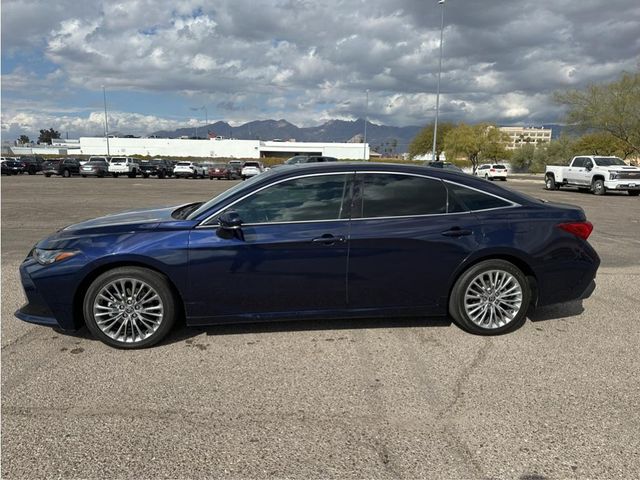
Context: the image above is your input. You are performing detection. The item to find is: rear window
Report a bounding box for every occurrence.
[176,162,191,166]
[244,162,260,167]
[493,165,506,169]
[446,182,512,212]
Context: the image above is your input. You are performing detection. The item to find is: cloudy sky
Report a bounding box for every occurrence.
[2,0,638,140]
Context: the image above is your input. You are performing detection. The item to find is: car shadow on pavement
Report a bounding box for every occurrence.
[163,316,454,345]
[527,299,584,323]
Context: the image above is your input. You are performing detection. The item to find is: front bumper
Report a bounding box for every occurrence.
[604,180,640,190]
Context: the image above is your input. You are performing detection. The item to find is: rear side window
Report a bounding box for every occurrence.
[355,173,447,218]
[445,182,512,212]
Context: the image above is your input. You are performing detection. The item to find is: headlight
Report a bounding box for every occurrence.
[609,172,618,180]
[32,248,79,265]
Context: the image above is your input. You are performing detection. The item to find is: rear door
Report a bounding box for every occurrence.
[346,172,481,314]
[187,172,354,321]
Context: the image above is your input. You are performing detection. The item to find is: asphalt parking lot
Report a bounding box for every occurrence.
[2,174,639,479]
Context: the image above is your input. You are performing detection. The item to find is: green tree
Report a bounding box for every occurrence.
[571,132,633,158]
[38,128,61,145]
[510,144,536,172]
[443,123,510,172]
[554,71,640,156]
[408,122,455,160]
[17,135,30,144]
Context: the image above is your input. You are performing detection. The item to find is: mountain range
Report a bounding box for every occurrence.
[152,119,565,153]
[152,119,423,153]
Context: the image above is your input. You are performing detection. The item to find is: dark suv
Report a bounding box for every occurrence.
[139,159,174,178]
[43,158,81,177]
[20,156,45,175]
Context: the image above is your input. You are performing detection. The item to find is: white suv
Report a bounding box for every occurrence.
[241,161,264,180]
[173,162,205,179]
[108,157,139,178]
[476,164,508,181]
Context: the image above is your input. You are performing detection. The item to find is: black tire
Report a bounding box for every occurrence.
[98,172,105,178]
[142,173,150,179]
[501,178,507,181]
[83,267,177,349]
[449,259,531,335]
[545,174,556,190]
[44,173,52,178]
[484,173,489,180]
[159,171,165,179]
[209,176,213,180]
[592,178,606,195]
[128,170,137,178]
[113,173,119,178]
[82,175,87,178]
[28,166,36,175]
[629,190,640,196]
[62,169,70,178]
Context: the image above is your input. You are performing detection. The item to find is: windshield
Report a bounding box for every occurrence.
[187,173,268,220]
[87,161,107,166]
[285,156,307,164]
[594,157,625,166]
[111,158,125,163]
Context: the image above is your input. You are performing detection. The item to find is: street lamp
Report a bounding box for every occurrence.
[432,0,446,162]
[102,85,110,156]
[363,89,369,161]
[190,105,208,139]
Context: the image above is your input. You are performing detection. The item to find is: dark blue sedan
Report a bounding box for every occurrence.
[16,163,599,348]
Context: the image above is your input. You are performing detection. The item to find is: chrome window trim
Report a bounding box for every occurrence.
[196,170,520,228]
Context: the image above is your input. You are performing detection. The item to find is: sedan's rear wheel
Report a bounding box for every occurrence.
[449,259,530,335]
[83,267,176,348]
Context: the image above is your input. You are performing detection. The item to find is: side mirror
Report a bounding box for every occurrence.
[218,211,242,230]
[217,211,243,240]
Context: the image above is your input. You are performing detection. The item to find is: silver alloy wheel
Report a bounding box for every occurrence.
[463,269,523,329]
[546,177,552,189]
[93,277,164,343]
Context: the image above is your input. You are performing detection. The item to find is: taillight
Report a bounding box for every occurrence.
[557,221,593,240]
[490,168,495,172]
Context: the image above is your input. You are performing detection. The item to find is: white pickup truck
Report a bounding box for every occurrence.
[108,157,140,178]
[545,156,640,196]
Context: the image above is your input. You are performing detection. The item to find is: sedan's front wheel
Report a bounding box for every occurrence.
[449,259,530,335]
[83,267,177,348]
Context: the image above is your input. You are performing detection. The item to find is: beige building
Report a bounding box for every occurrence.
[499,126,552,150]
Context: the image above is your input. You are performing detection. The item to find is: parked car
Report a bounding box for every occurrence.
[80,159,110,178]
[241,161,265,179]
[16,163,600,348]
[545,156,640,196]
[20,156,45,175]
[139,159,174,178]
[208,163,234,180]
[475,164,508,181]
[108,157,140,178]
[284,155,338,165]
[86,156,110,166]
[42,158,81,178]
[426,161,464,173]
[1,159,25,175]
[173,161,206,178]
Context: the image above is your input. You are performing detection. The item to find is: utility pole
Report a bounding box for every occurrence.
[102,85,110,156]
[363,89,369,160]
[432,0,446,162]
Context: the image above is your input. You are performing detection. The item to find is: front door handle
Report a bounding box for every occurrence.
[441,227,472,237]
[312,234,346,245]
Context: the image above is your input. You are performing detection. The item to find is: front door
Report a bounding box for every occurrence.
[187,173,353,322]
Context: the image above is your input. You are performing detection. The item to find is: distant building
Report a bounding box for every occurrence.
[499,126,552,150]
[77,137,369,160]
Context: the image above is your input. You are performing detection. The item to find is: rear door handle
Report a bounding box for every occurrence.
[312,234,346,245]
[441,227,473,237]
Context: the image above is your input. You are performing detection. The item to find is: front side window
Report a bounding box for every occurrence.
[354,173,447,218]
[572,158,586,168]
[219,174,350,224]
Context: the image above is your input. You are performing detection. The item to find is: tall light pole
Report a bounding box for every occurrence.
[432,0,446,162]
[102,85,110,156]
[363,89,369,160]
[191,105,208,138]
